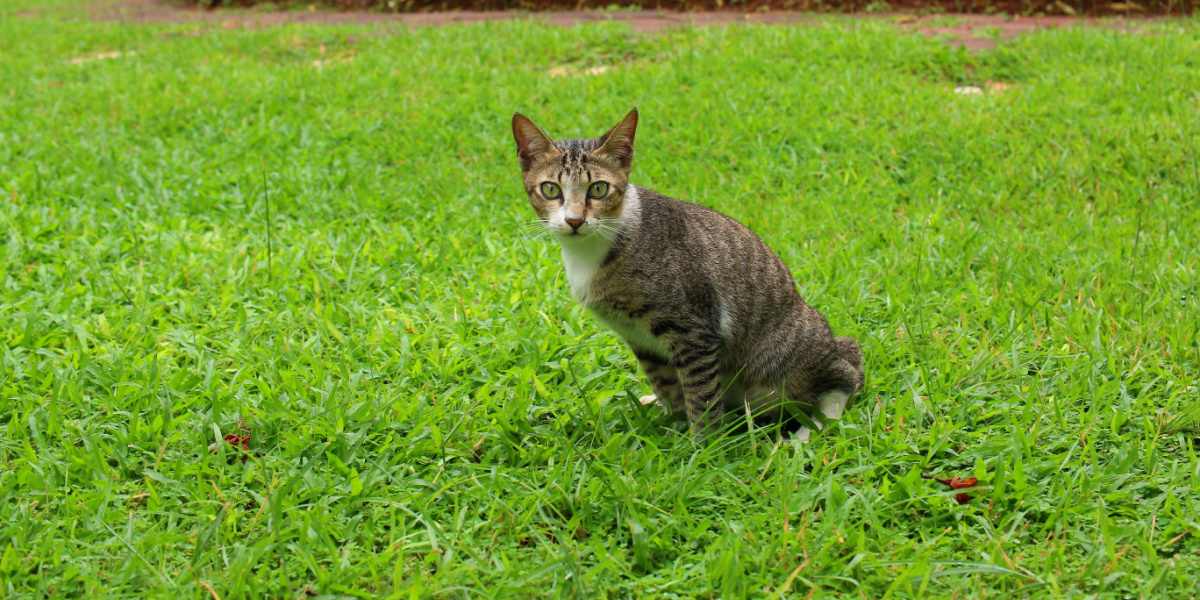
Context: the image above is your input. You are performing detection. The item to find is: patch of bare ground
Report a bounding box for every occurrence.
[81,0,1170,49]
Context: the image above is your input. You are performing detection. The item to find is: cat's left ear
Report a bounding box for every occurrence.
[595,108,638,170]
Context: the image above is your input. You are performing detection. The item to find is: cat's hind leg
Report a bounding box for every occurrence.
[778,337,863,440]
[814,337,865,421]
[831,337,864,390]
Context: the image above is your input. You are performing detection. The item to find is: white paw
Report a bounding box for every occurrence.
[791,427,812,443]
[817,390,849,420]
[638,394,658,406]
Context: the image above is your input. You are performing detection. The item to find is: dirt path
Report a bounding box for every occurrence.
[85,0,1163,50]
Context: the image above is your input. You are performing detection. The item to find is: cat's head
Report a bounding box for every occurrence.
[511,109,638,239]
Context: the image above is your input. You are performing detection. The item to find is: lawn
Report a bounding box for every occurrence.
[2,2,1199,597]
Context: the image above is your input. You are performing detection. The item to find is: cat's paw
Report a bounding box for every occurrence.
[789,416,826,445]
[817,390,850,420]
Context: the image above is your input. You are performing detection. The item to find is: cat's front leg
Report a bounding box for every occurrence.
[633,349,685,415]
[661,329,724,432]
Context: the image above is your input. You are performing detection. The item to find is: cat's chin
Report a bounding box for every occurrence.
[556,229,597,242]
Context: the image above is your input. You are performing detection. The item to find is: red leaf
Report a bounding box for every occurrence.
[933,476,978,504]
[935,477,977,489]
[223,433,251,451]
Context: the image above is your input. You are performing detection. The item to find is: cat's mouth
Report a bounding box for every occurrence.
[557,225,589,238]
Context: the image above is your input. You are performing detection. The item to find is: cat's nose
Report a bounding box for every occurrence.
[565,217,585,231]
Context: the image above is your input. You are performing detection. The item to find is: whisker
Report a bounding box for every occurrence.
[516,219,553,240]
[589,220,622,240]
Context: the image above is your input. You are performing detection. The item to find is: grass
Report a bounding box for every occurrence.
[2,2,1199,597]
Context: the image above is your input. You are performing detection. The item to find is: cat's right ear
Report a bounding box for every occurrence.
[512,113,555,171]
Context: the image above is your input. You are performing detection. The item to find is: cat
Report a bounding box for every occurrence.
[511,108,864,437]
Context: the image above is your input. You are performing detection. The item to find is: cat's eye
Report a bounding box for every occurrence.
[540,182,561,199]
[587,181,609,199]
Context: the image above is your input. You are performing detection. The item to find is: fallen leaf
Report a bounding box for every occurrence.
[68,51,129,65]
[213,426,253,463]
[224,433,251,451]
[937,476,978,489]
[934,476,978,504]
[1108,1,1145,11]
[547,65,612,78]
[199,580,220,600]
[311,56,354,69]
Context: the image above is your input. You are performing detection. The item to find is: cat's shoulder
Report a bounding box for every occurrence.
[634,186,746,230]
[631,186,713,217]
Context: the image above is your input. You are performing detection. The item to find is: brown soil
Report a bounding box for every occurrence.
[84,0,1166,49]
[158,0,1200,16]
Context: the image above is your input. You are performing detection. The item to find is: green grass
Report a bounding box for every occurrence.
[2,3,1200,597]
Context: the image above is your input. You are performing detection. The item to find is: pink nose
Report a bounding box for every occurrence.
[565,217,585,231]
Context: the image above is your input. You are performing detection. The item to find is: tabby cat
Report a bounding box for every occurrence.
[511,109,864,437]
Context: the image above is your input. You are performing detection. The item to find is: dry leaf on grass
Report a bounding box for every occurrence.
[1108,2,1146,11]
[935,476,979,504]
[68,51,130,65]
[547,65,611,78]
[954,81,1013,96]
[312,54,356,69]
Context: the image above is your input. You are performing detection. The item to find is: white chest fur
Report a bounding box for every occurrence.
[560,237,610,303]
[561,241,668,357]
[558,185,641,304]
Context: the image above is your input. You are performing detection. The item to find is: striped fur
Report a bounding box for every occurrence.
[512,109,864,434]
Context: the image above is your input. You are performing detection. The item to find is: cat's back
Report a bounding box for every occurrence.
[627,188,805,342]
[633,188,793,282]
[633,187,762,253]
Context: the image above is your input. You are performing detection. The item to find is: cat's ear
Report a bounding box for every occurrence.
[595,108,638,170]
[512,113,555,171]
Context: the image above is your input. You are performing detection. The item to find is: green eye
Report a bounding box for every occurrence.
[540,182,561,199]
[587,181,609,199]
